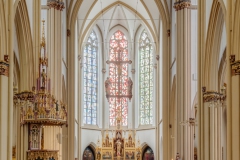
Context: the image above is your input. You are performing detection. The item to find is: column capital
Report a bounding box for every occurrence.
[0,60,9,77]
[173,0,191,11]
[203,90,226,103]
[47,0,65,11]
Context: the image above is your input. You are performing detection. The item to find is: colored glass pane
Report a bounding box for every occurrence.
[109,30,128,126]
[139,30,153,125]
[83,31,98,125]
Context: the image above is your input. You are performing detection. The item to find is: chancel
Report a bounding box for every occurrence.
[0,0,238,160]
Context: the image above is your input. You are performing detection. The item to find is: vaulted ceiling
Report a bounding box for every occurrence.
[70,0,171,44]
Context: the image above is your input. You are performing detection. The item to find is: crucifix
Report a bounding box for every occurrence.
[105,49,133,101]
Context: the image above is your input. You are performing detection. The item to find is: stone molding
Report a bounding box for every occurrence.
[173,0,191,11]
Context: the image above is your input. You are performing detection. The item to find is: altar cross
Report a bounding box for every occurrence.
[105,50,133,100]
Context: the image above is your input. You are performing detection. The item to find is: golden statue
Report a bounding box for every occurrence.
[41,68,47,87]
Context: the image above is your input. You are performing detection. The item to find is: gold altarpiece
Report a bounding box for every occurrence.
[95,116,141,160]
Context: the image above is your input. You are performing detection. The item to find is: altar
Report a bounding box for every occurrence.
[95,116,141,160]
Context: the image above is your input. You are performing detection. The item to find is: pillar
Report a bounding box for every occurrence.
[0,0,13,159]
[47,0,64,100]
[173,0,191,159]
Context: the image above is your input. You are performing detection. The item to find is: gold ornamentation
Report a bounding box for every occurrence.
[167,30,171,37]
[230,55,235,63]
[67,29,71,37]
[230,55,240,75]
[47,0,65,11]
[0,61,9,77]
[96,114,140,159]
[41,20,46,47]
[102,133,112,147]
[14,91,67,126]
[4,55,9,62]
[125,133,135,148]
[202,86,206,93]
[173,0,191,11]
[27,150,59,160]
[40,57,48,66]
[12,146,16,158]
[203,90,226,103]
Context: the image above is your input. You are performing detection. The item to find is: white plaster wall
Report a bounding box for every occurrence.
[136,129,156,155]
[159,123,163,160]
[75,122,78,158]
[191,9,198,108]
[81,129,102,155]
[14,25,20,65]
[223,0,227,8]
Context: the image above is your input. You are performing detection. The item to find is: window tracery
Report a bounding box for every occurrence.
[139,30,154,125]
[83,30,98,125]
[108,30,129,126]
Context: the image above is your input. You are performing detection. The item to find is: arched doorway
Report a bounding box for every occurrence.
[142,146,154,160]
[83,147,95,160]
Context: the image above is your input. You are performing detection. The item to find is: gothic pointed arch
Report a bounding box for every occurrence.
[108,30,130,126]
[83,30,98,125]
[142,145,154,160]
[138,29,154,125]
[82,146,95,160]
[14,0,34,91]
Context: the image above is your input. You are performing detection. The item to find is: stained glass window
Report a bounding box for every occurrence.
[109,30,128,126]
[142,147,154,160]
[83,31,98,125]
[83,147,95,160]
[139,30,153,125]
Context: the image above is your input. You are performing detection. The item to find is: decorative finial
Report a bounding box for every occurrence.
[41,20,46,48]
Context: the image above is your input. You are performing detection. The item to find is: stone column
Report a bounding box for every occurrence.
[47,1,65,160]
[0,58,10,160]
[47,1,64,100]
[202,89,226,160]
[0,0,13,159]
[173,0,191,159]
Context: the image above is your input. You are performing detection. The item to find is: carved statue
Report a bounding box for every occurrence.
[128,77,133,95]
[105,77,111,96]
[96,153,101,160]
[41,131,44,150]
[116,140,122,157]
[55,100,59,112]
[41,68,47,87]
